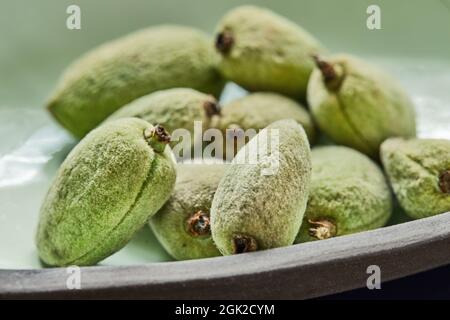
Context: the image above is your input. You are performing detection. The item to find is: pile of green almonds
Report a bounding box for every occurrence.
[36,5,450,266]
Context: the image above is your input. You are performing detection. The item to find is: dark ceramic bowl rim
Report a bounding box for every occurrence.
[1,211,449,299]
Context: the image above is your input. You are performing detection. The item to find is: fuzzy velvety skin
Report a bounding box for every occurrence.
[381,138,450,219]
[308,54,416,158]
[217,92,316,144]
[215,5,324,100]
[211,119,312,255]
[295,146,392,243]
[105,88,219,150]
[47,25,225,138]
[149,164,225,260]
[36,118,177,266]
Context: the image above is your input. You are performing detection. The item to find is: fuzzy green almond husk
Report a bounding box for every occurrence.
[381,138,450,219]
[211,119,312,255]
[215,5,325,100]
[308,54,416,158]
[36,118,176,266]
[295,146,392,243]
[216,92,316,147]
[105,88,220,150]
[150,164,225,260]
[47,25,225,138]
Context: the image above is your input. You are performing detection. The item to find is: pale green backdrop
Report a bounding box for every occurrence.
[1,0,450,108]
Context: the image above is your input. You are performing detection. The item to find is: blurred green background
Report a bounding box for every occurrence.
[1,0,450,110]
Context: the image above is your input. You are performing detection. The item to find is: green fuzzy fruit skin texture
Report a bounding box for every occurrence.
[149,164,225,260]
[105,88,218,147]
[215,5,325,100]
[308,54,416,158]
[381,138,450,219]
[47,25,225,139]
[296,146,392,243]
[217,92,316,144]
[36,118,176,266]
[211,119,312,255]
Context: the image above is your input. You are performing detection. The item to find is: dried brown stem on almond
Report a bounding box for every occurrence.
[203,99,221,117]
[311,55,344,91]
[308,218,337,240]
[233,235,258,254]
[439,170,450,194]
[144,124,171,153]
[215,31,234,54]
[187,211,211,237]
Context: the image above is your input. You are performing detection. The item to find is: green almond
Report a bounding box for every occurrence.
[211,119,312,255]
[381,138,450,219]
[47,25,225,138]
[150,163,225,260]
[36,118,176,266]
[296,146,392,243]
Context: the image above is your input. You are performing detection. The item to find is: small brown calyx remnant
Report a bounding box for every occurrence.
[233,235,258,254]
[215,31,234,54]
[203,98,221,118]
[187,211,211,237]
[439,170,450,194]
[311,54,344,91]
[308,219,337,240]
[144,124,171,153]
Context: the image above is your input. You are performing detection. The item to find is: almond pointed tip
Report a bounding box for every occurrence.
[203,99,221,117]
[439,170,450,194]
[308,219,337,240]
[187,211,211,237]
[312,55,343,91]
[215,31,234,54]
[232,235,258,254]
[144,124,171,153]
